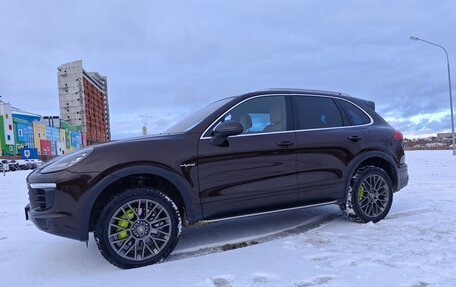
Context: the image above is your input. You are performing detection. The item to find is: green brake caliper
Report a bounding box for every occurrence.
[117,209,135,240]
[358,185,365,202]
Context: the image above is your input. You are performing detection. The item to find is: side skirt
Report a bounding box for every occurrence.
[197,200,338,224]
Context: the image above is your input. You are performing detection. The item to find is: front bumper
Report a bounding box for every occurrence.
[25,183,82,240]
[25,169,100,241]
[397,163,409,191]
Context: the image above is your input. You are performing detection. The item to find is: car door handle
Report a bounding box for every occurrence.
[347,135,362,142]
[276,140,294,147]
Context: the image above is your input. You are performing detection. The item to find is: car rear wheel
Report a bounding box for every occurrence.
[340,166,393,223]
[94,187,182,269]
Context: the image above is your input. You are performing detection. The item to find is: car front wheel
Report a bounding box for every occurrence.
[340,166,393,223]
[94,187,182,269]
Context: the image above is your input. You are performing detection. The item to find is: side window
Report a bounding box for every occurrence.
[293,96,343,129]
[336,100,371,125]
[206,96,288,136]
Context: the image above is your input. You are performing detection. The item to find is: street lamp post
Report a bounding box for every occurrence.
[410,36,456,156]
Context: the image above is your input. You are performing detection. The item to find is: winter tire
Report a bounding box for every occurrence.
[340,166,393,223]
[94,188,182,269]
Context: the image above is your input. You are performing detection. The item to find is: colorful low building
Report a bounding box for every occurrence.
[33,122,47,154]
[40,139,52,156]
[46,126,61,155]
[0,101,17,156]
[13,117,35,151]
[70,130,83,151]
[2,102,86,157]
[59,129,67,155]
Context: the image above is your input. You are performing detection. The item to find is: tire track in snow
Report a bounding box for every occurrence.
[386,208,437,220]
[166,212,340,262]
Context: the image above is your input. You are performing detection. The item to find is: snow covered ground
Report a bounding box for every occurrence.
[0,150,455,287]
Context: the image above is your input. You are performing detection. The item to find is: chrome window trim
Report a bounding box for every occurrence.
[200,94,289,139]
[200,93,374,140]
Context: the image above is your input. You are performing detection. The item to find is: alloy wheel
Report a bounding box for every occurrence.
[108,199,172,261]
[357,174,390,218]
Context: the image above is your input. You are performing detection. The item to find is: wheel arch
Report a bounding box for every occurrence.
[79,165,202,241]
[344,151,399,197]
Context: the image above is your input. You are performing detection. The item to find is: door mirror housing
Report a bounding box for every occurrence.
[210,120,244,146]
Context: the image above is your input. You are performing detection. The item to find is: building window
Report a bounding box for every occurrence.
[18,129,23,137]
[7,135,11,140]
[38,132,41,138]
[5,114,9,119]
[9,124,12,130]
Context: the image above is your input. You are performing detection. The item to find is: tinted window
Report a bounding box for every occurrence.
[294,96,343,129]
[337,100,371,125]
[206,96,288,136]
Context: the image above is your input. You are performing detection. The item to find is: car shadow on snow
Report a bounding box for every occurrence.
[26,205,340,272]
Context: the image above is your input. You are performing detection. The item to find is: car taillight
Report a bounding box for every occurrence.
[393,131,403,141]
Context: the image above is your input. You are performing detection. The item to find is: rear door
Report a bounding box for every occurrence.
[292,95,371,204]
[197,95,298,219]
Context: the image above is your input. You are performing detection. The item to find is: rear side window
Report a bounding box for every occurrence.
[336,99,371,125]
[293,96,343,129]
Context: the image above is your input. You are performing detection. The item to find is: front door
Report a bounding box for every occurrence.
[197,95,298,219]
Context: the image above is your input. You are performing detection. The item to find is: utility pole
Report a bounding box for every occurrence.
[410,36,456,156]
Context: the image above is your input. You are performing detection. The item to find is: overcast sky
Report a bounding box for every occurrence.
[1,0,455,139]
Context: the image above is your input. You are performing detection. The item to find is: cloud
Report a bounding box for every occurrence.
[1,0,455,139]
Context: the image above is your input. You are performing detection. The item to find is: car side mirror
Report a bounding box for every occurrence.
[210,120,244,146]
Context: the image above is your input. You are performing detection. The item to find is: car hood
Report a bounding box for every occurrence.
[67,132,199,173]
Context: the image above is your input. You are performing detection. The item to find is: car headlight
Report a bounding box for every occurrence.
[41,148,93,174]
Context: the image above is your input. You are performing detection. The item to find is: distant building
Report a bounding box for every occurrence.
[1,99,85,157]
[11,107,41,123]
[12,107,41,155]
[42,116,61,128]
[32,122,46,154]
[57,60,111,146]
[437,132,453,139]
[0,100,16,155]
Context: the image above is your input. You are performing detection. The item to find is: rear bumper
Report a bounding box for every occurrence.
[396,163,409,191]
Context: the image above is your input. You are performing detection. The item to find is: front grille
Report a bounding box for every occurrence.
[28,188,55,211]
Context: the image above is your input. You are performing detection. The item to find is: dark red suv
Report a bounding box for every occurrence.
[25,89,408,268]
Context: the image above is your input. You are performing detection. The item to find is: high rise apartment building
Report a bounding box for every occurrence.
[57,60,110,145]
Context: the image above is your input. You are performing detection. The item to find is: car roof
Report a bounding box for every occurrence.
[230,88,358,101]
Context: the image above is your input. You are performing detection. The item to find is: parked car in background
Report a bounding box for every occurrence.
[16,160,32,170]
[25,159,37,169]
[0,159,10,172]
[35,159,44,167]
[9,160,20,171]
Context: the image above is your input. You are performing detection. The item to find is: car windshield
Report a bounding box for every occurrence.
[164,97,234,134]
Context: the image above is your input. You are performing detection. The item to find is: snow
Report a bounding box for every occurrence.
[1,150,455,287]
